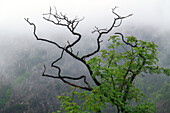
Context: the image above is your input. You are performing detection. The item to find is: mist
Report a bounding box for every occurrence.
[0,0,169,59]
[0,0,170,112]
[1,0,169,68]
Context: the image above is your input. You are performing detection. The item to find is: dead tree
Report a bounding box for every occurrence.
[25,7,132,91]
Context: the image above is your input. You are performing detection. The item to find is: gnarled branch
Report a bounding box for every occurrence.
[82,7,133,59]
[25,7,132,91]
[42,48,92,91]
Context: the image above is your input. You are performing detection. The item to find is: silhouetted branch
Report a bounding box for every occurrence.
[25,7,132,90]
[43,69,92,91]
[43,8,84,51]
[82,7,133,59]
[91,26,107,33]
[42,49,92,91]
[115,32,137,47]
[24,18,64,50]
[26,7,102,87]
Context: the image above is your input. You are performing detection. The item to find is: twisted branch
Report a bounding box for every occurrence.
[25,7,132,91]
[42,48,92,91]
[82,7,133,59]
[24,18,64,50]
[43,8,84,51]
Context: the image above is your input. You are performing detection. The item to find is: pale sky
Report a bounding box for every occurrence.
[0,0,170,39]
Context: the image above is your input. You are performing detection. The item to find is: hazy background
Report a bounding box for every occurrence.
[1,0,170,59]
[1,0,170,38]
[0,0,170,68]
[0,0,170,112]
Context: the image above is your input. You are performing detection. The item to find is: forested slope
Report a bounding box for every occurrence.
[0,30,169,113]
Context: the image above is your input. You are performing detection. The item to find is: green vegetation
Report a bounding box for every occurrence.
[15,72,30,86]
[0,35,169,113]
[136,75,170,113]
[2,104,28,113]
[0,84,12,109]
[57,35,170,113]
[0,72,30,112]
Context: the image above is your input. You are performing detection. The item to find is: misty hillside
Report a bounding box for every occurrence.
[1,0,170,112]
[0,28,169,113]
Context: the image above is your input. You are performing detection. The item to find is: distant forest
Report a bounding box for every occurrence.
[0,29,169,113]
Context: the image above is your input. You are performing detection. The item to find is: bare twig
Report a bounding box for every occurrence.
[25,7,132,91]
[82,7,132,59]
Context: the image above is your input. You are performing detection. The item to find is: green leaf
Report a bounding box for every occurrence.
[56,34,168,113]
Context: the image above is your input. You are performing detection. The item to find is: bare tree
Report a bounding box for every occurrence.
[25,7,132,92]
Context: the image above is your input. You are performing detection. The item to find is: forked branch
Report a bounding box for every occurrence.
[82,7,132,59]
[43,8,84,51]
[25,7,132,91]
[114,33,147,102]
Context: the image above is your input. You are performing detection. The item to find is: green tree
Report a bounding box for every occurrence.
[57,35,169,113]
[25,7,170,113]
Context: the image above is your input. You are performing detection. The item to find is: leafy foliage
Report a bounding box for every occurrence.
[57,35,170,113]
[0,84,12,109]
[15,72,30,86]
[135,74,170,113]
[2,104,28,113]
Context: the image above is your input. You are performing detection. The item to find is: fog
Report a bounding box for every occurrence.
[0,0,170,112]
[0,0,169,65]
[1,0,170,36]
[0,0,170,79]
[0,0,169,70]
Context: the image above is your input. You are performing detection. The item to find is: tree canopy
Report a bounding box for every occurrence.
[57,34,169,113]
